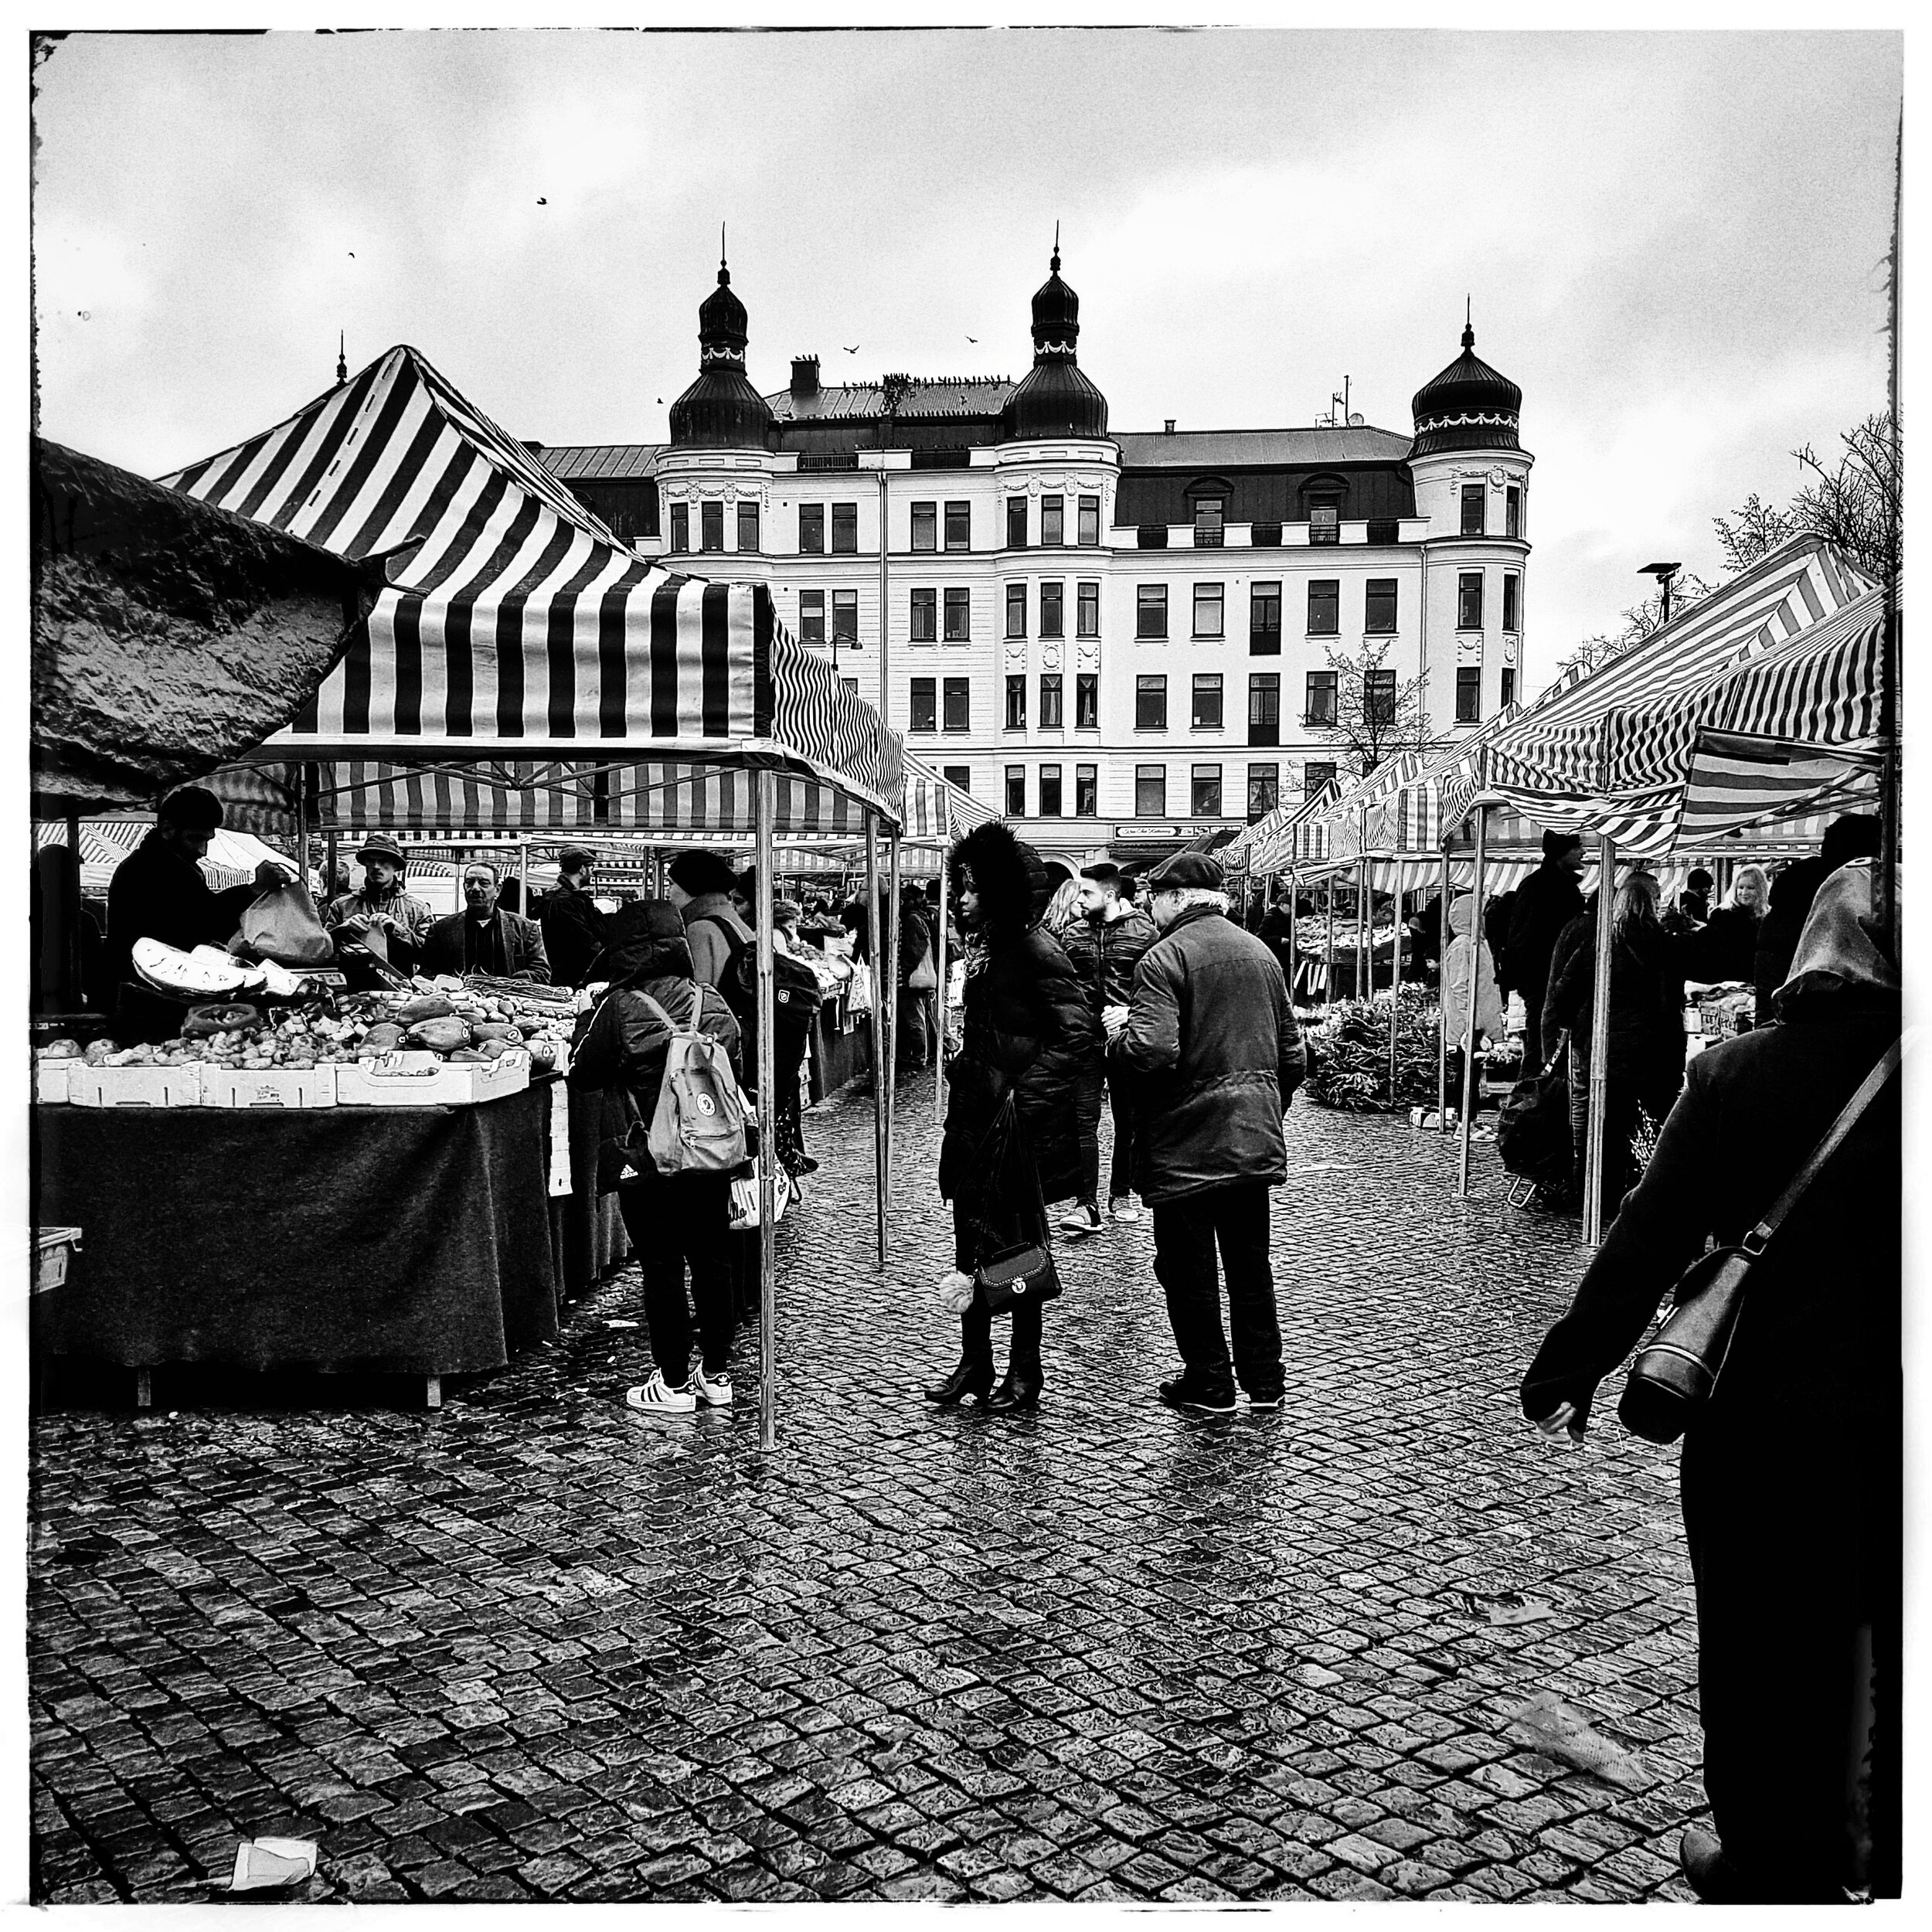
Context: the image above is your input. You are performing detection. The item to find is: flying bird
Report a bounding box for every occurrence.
[965,335,977,343]
[537,197,547,205]
[842,345,859,354]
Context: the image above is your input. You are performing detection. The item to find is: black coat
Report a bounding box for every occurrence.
[1060,903,1159,1015]
[1751,857,1830,1021]
[420,909,553,982]
[1545,911,1685,1090]
[540,885,609,989]
[1112,906,1304,1206]
[105,831,257,993]
[1682,902,1761,985]
[568,957,743,1116]
[1504,858,1584,1003]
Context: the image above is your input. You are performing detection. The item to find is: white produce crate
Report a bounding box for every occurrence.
[34,1060,73,1104]
[68,1064,205,1108]
[334,1048,531,1108]
[200,1065,340,1110]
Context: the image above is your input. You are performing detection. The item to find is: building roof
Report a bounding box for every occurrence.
[536,444,664,480]
[1113,426,1413,470]
[764,378,1016,423]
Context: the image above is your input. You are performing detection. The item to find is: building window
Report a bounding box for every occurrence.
[1366,578,1399,634]
[798,502,824,553]
[1005,496,1027,549]
[1458,570,1484,630]
[669,502,690,553]
[1039,581,1063,638]
[1505,485,1522,539]
[1366,668,1397,725]
[1304,759,1336,797]
[798,590,825,645]
[832,502,858,553]
[1137,585,1168,638]
[1041,495,1064,546]
[1076,763,1098,816]
[1040,673,1063,728]
[1077,495,1100,546]
[832,590,859,643]
[1304,669,1338,726]
[1250,581,1281,655]
[1192,672,1223,729]
[842,675,860,699]
[1503,572,1520,632]
[1192,495,1224,548]
[701,501,724,552]
[910,678,937,733]
[912,501,937,553]
[1075,672,1099,729]
[1135,674,1168,730]
[944,587,971,641]
[736,500,760,553]
[1502,667,1517,707]
[944,764,971,793]
[942,678,971,732]
[1247,763,1279,823]
[1005,583,1027,639]
[1308,498,1340,546]
[910,587,937,642]
[1005,765,1026,815]
[1366,518,1400,546]
[1077,580,1100,638]
[1250,520,1284,548]
[1192,764,1223,816]
[1308,579,1340,635]
[1249,672,1281,746]
[1456,666,1481,724]
[1134,764,1166,816]
[1137,524,1169,549]
[1460,484,1485,537]
[1039,764,1063,817]
[1192,581,1224,638]
[944,500,970,551]
[1005,675,1026,730]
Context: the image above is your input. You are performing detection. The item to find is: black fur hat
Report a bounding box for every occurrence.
[947,821,1050,938]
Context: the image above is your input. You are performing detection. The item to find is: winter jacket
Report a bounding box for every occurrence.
[1111,904,1304,1206]
[566,934,745,1119]
[1060,903,1159,1017]
[681,892,754,990]
[324,885,434,972]
[1440,894,1505,1047]
[1504,857,1585,1005]
[539,883,610,990]
[105,829,259,992]
[1750,857,1831,1022]
[1682,902,1761,985]
[1545,910,1685,1087]
[420,909,552,981]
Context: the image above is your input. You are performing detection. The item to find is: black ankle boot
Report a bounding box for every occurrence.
[924,1356,995,1406]
[984,1368,1042,1414]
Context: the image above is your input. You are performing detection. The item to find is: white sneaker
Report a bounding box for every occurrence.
[691,1363,733,1408]
[1059,1204,1104,1237]
[1108,1197,1145,1224]
[626,1371,696,1415]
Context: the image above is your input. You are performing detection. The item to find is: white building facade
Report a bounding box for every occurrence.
[538,259,1532,867]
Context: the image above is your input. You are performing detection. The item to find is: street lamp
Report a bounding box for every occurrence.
[1641,560,1682,627]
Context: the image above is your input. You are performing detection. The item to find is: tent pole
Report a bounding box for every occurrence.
[1388,863,1402,1103]
[1325,875,1335,1009]
[934,846,950,1127]
[295,764,312,889]
[866,814,887,1270]
[1437,842,1451,1132]
[519,835,529,917]
[754,770,778,1452]
[885,831,903,1235]
[1355,854,1367,1002]
[1583,835,1617,1246]
[1457,808,1487,1197]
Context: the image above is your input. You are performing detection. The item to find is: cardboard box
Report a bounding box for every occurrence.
[200,1065,339,1110]
[34,1060,73,1104]
[68,1063,204,1108]
[34,1226,82,1295]
[334,1048,531,1108]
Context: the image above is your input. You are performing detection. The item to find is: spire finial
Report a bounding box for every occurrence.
[1051,220,1060,274]
[1461,296,1474,352]
[336,331,347,385]
[719,223,729,284]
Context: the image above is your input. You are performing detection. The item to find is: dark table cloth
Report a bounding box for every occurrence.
[548,1080,632,1298]
[34,1085,559,1376]
[808,996,872,1103]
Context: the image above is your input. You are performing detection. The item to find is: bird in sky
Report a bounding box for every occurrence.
[843,345,859,354]
[965,335,977,343]
[537,197,547,206]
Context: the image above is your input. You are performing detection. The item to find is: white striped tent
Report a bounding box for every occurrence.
[35,819,304,896]
[160,345,901,821]
[1240,778,1342,874]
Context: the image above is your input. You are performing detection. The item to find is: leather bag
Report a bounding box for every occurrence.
[975,1238,1063,1314]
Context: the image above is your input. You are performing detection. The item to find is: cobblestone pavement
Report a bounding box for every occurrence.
[30,1079,1705,1903]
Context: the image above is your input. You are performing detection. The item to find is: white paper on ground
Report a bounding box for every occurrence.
[228,1837,318,1891]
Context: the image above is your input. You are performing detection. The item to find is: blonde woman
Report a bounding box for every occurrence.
[1690,864,1769,984]
[1041,875,1083,940]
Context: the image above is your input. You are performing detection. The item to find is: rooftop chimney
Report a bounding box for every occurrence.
[1163,418,1175,434]
[791,355,821,400]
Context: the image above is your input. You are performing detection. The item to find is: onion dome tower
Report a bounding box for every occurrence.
[1410,309,1522,456]
[668,253,776,451]
[997,243,1109,443]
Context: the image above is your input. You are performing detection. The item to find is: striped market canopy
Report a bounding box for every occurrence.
[159,345,901,818]
[1240,778,1342,874]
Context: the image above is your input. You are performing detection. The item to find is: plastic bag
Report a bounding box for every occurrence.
[728,1157,793,1229]
[240,881,335,967]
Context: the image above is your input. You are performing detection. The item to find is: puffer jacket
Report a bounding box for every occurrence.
[939,822,1097,1210]
[1112,903,1304,1206]
[1546,909,1686,1087]
[1060,903,1159,1015]
[567,934,744,1117]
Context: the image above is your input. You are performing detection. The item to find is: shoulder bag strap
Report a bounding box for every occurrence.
[628,985,697,1036]
[1740,1033,1904,1258]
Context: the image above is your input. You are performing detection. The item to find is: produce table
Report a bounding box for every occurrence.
[808,993,872,1102]
[34,1084,559,1400]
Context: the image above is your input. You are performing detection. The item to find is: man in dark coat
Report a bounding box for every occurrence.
[1058,862,1159,1234]
[1750,815,1880,1022]
[1107,853,1305,1416]
[420,862,552,981]
[539,846,609,989]
[1522,861,1900,1903]
[1505,829,1586,1070]
[105,784,293,1040]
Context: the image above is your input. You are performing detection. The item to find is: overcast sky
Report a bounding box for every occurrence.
[31,27,1900,696]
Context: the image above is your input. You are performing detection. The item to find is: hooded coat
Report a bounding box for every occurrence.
[938,821,1096,1215]
[1522,862,1900,1896]
[1440,893,1505,1047]
[1545,901,1685,1089]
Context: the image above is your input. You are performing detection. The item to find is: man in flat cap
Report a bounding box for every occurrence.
[325,834,433,974]
[540,845,610,989]
[1104,852,1305,1416]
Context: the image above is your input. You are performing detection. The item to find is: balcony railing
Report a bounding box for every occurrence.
[798,451,859,472]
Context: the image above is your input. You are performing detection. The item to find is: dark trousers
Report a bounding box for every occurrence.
[617,1173,734,1383]
[1519,978,1548,1076]
[1151,1182,1282,1401]
[953,1201,1043,1377]
[898,985,936,1070]
[1570,1052,1683,1218]
[1072,1058,1138,1206]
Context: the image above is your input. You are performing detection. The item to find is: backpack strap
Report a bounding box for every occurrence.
[629,982,701,1036]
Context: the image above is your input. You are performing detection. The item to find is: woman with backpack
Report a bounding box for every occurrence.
[926,821,1097,1416]
[570,900,746,1417]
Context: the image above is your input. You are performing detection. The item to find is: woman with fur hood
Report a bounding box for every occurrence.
[926,821,1098,1414]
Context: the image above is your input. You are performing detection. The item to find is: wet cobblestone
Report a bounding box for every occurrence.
[30,1079,1703,1900]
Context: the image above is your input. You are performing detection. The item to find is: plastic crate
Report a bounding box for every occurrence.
[34,1226,82,1296]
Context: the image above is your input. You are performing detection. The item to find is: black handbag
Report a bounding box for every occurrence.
[975,1239,1063,1314]
[968,1093,1064,1312]
[1498,1031,1574,1199]
[1618,1036,1902,1444]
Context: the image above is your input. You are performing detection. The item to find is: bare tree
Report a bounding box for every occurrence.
[1713,412,1900,585]
[1555,573,1717,684]
[1316,638,1437,780]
